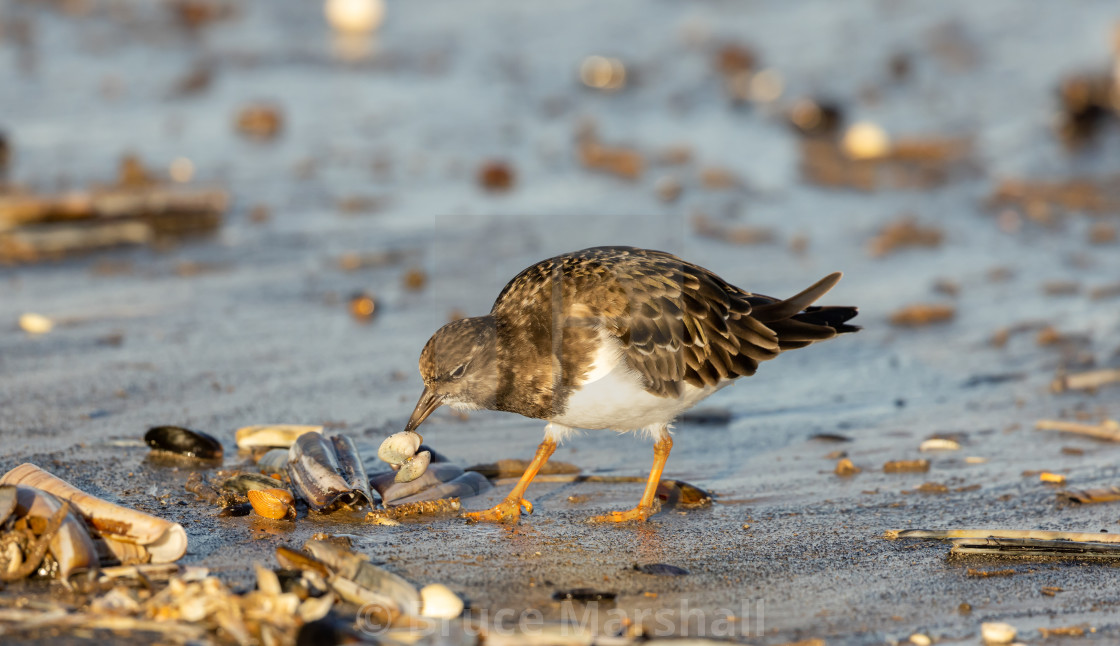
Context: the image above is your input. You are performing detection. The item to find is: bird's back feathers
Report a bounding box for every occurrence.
[489,247,859,414]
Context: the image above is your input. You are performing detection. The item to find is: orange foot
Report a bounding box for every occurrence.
[587,502,660,524]
[462,497,533,523]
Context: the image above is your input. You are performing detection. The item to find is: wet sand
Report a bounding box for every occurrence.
[3,0,1120,643]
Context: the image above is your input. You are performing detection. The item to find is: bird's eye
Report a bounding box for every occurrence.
[449,364,466,380]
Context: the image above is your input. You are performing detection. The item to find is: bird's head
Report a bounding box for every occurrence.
[403,316,498,433]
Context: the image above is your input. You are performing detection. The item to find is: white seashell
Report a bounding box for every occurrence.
[919,438,961,452]
[394,451,430,483]
[841,121,890,160]
[379,431,422,465]
[965,456,988,464]
[19,313,53,334]
[420,583,463,619]
[324,0,385,34]
[981,622,1017,644]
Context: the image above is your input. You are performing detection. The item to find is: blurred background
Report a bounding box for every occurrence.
[2,1,1120,637]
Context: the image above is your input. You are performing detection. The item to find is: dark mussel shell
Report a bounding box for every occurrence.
[655,479,712,509]
[144,426,223,460]
[219,472,286,495]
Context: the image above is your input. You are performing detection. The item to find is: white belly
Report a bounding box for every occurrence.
[550,337,725,432]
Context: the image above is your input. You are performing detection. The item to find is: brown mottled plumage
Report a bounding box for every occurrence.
[402,246,859,523]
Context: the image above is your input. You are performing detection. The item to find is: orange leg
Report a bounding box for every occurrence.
[589,436,673,523]
[463,438,557,523]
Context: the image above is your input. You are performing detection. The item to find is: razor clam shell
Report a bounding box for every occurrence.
[372,463,491,506]
[219,472,286,495]
[331,435,376,508]
[1,463,188,563]
[95,536,150,566]
[0,484,16,525]
[13,485,99,580]
[304,539,421,616]
[287,433,374,512]
[236,425,323,449]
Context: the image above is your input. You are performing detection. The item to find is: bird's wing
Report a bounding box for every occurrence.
[492,247,791,398]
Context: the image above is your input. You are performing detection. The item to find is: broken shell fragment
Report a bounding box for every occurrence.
[235,425,323,449]
[18,312,54,334]
[395,451,431,484]
[835,458,861,476]
[883,459,931,473]
[1040,472,1066,484]
[1,463,188,563]
[919,438,961,451]
[248,488,297,521]
[324,0,385,34]
[12,486,98,581]
[287,433,375,512]
[980,622,1017,644]
[378,431,422,465]
[145,426,223,460]
[419,583,464,619]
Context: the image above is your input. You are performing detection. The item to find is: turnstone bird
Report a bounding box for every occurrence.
[402,246,859,523]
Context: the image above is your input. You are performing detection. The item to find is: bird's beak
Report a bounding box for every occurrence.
[403,386,443,434]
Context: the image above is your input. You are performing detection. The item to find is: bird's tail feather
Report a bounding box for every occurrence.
[749,272,860,350]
